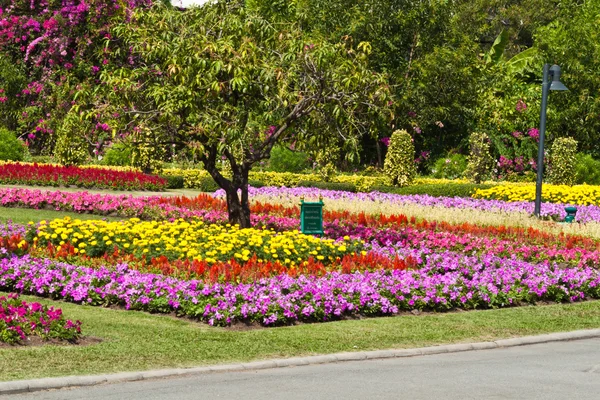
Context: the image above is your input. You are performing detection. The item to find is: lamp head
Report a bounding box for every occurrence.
[549,64,569,91]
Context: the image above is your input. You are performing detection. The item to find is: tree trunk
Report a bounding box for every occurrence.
[376,140,383,168]
[224,183,251,228]
[201,146,252,228]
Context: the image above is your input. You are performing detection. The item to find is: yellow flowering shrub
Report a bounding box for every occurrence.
[31,217,362,267]
[162,168,389,191]
[473,183,600,206]
[162,168,211,188]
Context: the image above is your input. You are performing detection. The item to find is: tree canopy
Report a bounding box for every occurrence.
[105,0,391,226]
[1,0,599,192]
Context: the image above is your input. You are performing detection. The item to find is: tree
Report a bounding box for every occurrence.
[0,0,151,155]
[109,1,392,227]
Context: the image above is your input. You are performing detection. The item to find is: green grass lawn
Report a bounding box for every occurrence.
[2,293,600,381]
[0,184,205,198]
[0,206,123,225]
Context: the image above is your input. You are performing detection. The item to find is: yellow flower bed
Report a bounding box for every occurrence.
[0,161,140,172]
[472,183,600,206]
[31,217,362,266]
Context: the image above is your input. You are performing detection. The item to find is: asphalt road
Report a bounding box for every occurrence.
[8,338,600,400]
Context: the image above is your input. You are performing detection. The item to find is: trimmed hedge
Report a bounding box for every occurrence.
[161,167,493,197]
[371,183,497,198]
[297,180,357,192]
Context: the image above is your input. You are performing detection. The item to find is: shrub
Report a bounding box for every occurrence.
[504,170,537,183]
[54,113,90,166]
[431,154,467,180]
[30,155,55,164]
[372,183,495,198]
[383,129,416,187]
[267,145,310,173]
[464,132,494,183]
[159,174,185,189]
[548,137,578,185]
[0,128,25,161]
[574,153,600,185]
[198,175,221,192]
[103,142,133,167]
[248,179,266,188]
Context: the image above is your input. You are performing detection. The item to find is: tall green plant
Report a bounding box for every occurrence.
[53,113,90,166]
[548,137,578,186]
[465,132,494,183]
[383,129,416,187]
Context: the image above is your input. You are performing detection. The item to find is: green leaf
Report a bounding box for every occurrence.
[506,47,537,75]
[486,30,509,65]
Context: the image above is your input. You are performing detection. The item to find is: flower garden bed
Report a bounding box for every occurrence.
[1,183,600,328]
[0,162,167,191]
[1,253,599,327]
[0,293,82,345]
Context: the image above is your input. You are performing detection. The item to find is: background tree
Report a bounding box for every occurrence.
[108,1,392,227]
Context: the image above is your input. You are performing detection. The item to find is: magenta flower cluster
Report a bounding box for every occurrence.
[0,292,82,344]
[1,254,599,327]
[324,223,600,270]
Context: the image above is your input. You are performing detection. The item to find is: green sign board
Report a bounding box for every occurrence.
[300,197,324,235]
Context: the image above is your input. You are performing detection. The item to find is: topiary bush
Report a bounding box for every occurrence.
[267,145,310,173]
[548,137,578,185]
[0,128,26,161]
[574,153,600,185]
[431,154,467,180]
[54,113,90,166]
[383,129,416,187]
[464,132,494,183]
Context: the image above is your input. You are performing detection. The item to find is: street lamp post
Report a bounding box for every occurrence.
[534,64,568,217]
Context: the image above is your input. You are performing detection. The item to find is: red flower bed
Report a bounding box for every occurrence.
[0,163,167,191]
[16,239,414,283]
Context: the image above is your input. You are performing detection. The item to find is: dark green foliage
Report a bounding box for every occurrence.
[267,145,310,173]
[574,153,600,185]
[431,154,467,180]
[29,155,54,164]
[159,174,185,189]
[103,142,133,167]
[297,180,357,192]
[248,180,266,188]
[371,183,496,198]
[197,176,221,192]
[0,128,25,161]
